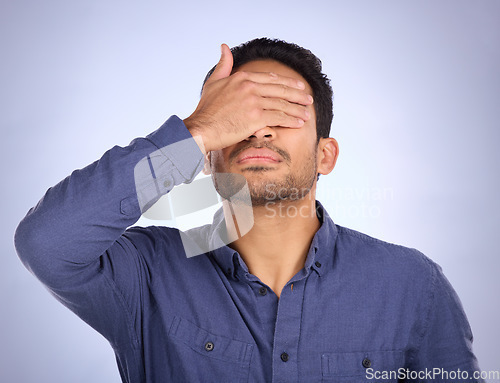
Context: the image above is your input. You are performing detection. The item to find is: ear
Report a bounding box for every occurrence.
[317,137,339,176]
[202,152,211,175]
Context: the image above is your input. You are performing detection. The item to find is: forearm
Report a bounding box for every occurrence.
[15,115,204,287]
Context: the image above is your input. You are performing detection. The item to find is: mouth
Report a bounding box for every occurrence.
[236,148,282,164]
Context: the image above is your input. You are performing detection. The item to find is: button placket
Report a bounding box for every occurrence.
[271,279,305,382]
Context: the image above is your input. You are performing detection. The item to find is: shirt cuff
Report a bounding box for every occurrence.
[145,115,205,181]
[134,116,205,213]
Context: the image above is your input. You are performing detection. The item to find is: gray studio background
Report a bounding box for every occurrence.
[1,0,499,382]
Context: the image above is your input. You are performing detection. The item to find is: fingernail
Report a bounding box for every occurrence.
[304,110,310,119]
[297,81,305,89]
[308,95,313,103]
[297,119,304,126]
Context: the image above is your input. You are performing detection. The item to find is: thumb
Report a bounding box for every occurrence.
[207,44,233,83]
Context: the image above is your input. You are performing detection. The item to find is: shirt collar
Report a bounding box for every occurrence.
[306,200,338,277]
[210,200,338,279]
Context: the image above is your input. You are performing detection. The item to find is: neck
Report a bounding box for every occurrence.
[223,192,320,298]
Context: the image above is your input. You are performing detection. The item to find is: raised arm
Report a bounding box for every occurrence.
[15,115,204,286]
[12,44,316,380]
[15,43,313,286]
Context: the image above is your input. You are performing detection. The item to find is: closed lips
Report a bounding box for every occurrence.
[236,148,281,163]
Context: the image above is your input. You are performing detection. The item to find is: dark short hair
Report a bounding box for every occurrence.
[202,38,333,141]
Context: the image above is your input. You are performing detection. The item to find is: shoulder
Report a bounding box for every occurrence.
[333,224,439,284]
[330,225,446,329]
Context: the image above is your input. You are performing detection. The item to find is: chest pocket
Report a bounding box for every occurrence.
[168,316,254,383]
[321,350,404,382]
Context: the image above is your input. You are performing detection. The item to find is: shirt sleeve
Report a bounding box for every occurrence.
[412,261,484,382]
[14,115,204,348]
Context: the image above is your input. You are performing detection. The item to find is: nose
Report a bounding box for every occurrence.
[246,126,276,141]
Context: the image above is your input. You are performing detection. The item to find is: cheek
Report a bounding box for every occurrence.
[292,126,317,151]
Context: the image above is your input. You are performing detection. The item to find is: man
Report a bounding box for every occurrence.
[15,38,483,382]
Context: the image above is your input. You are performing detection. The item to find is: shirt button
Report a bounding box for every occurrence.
[259,287,268,296]
[280,352,289,362]
[362,358,371,368]
[163,180,171,188]
[315,261,322,268]
[204,341,214,352]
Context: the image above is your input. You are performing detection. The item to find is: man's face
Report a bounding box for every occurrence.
[209,59,319,207]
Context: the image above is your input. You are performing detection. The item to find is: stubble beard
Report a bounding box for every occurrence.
[244,151,318,207]
[211,144,318,207]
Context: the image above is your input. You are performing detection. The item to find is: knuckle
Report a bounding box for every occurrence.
[229,72,244,86]
[295,104,305,114]
[247,94,260,107]
[247,108,262,121]
[279,98,289,108]
[273,98,289,112]
[233,71,249,82]
[240,79,256,92]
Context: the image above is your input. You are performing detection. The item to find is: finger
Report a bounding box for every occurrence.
[256,83,314,106]
[244,71,307,90]
[207,44,233,84]
[260,98,311,121]
[261,110,305,129]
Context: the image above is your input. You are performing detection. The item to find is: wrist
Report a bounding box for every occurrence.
[183,116,208,155]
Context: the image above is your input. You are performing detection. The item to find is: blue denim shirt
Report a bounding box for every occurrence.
[15,116,483,382]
